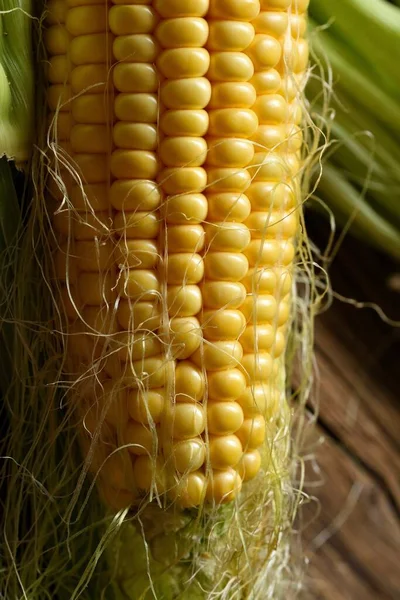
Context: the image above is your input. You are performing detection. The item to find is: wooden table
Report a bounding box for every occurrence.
[300,222,400,599]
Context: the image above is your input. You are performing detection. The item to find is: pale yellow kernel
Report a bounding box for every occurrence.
[240,323,277,352]
[115,93,158,123]
[247,181,294,211]
[249,152,296,181]
[113,34,159,63]
[160,109,209,137]
[209,434,243,469]
[104,355,173,389]
[260,0,290,9]
[253,94,288,124]
[201,309,246,341]
[127,389,165,424]
[250,70,281,95]
[82,306,118,338]
[66,6,107,36]
[173,471,206,508]
[204,252,248,281]
[290,14,307,38]
[113,123,157,151]
[44,25,70,55]
[73,154,108,184]
[207,369,247,401]
[70,183,109,211]
[71,64,111,95]
[208,52,254,82]
[252,11,288,37]
[100,451,135,491]
[117,299,161,331]
[158,48,210,79]
[169,403,205,439]
[204,222,251,252]
[207,168,251,193]
[208,108,258,138]
[118,269,160,300]
[277,300,290,326]
[209,82,256,109]
[192,340,243,371]
[159,137,207,168]
[70,125,109,154]
[109,5,158,36]
[111,0,153,4]
[115,239,158,269]
[70,34,113,65]
[201,281,246,310]
[175,361,205,402]
[133,456,166,494]
[113,63,158,93]
[155,17,208,48]
[166,253,204,284]
[237,449,261,481]
[242,267,278,293]
[245,211,298,239]
[207,192,251,223]
[206,468,242,504]
[153,0,209,18]
[244,239,295,268]
[72,95,113,124]
[78,272,115,305]
[247,34,282,70]
[207,21,255,51]
[167,285,202,317]
[52,210,110,239]
[47,55,68,84]
[161,77,211,110]
[293,38,309,72]
[252,124,286,151]
[69,0,111,5]
[74,240,113,271]
[237,385,268,417]
[47,84,71,112]
[46,0,67,24]
[206,138,254,168]
[159,167,207,195]
[236,415,265,450]
[240,353,272,384]
[110,180,161,212]
[207,401,244,435]
[170,316,202,359]
[208,0,260,21]
[110,150,159,180]
[167,224,205,253]
[114,331,161,362]
[100,485,136,511]
[171,438,206,473]
[241,295,277,322]
[164,193,208,224]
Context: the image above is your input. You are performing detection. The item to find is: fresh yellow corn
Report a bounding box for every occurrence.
[44,0,308,514]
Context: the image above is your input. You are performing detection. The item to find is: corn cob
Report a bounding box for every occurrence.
[44,0,309,594]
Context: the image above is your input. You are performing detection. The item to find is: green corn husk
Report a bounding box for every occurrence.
[309,0,400,259]
[0,0,34,164]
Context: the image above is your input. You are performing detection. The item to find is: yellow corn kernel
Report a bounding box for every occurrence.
[157,48,210,79]
[172,471,207,508]
[209,434,243,469]
[117,299,161,331]
[207,368,247,401]
[237,449,261,481]
[73,154,108,184]
[66,6,107,36]
[253,94,288,124]
[250,69,281,94]
[166,225,205,253]
[241,295,277,323]
[113,63,158,94]
[163,193,208,224]
[47,55,69,84]
[161,77,211,110]
[113,33,159,63]
[208,52,254,82]
[74,240,113,271]
[204,222,251,252]
[110,179,161,212]
[207,192,251,222]
[70,34,113,65]
[244,239,295,267]
[72,95,113,124]
[114,331,161,362]
[125,421,158,455]
[168,403,205,439]
[118,269,160,300]
[207,167,252,193]
[245,211,298,239]
[115,93,158,123]
[78,272,115,306]
[240,324,277,352]
[206,468,242,504]
[44,25,70,55]
[166,253,204,285]
[207,401,244,435]
[111,150,159,180]
[240,352,272,384]
[47,84,71,111]
[100,485,136,511]
[71,64,111,95]
[46,0,67,25]
[159,167,207,195]
[204,252,249,281]
[48,112,73,140]
[208,0,260,21]
[246,180,295,210]
[192,340,243,371]
[127,389,165,425]
[246,34,282,70]
[115,239,159,269]
[82,305,118,337]
[113,123,157,151]
[70,125,109,154]
[153,0,209,18]
[201,309,246,341]
[171,438,206,473]
[208,108,258,138]
[100,452,135,492]
[236,385,270,417]
[109,5,158,36]
[114,211,159,239]
[70,183,110,211]
[201,281,246,309]
[170,316,202,359]
[207,21,255,52]
[167,284,202,317]
[59,285,79,320]
[252,11,288,37]
[175,361,205,403]
[209,81,256,109]
[206,138,254,168]
[236,415,266,450]
[133,455,166,493]
[155,17,208,48]
[160,109,209,137]
[159,137,207,168]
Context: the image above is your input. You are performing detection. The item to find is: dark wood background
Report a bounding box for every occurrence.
[300,219,400,600]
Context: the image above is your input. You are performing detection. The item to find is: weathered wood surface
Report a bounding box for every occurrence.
[301,224,400,600]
